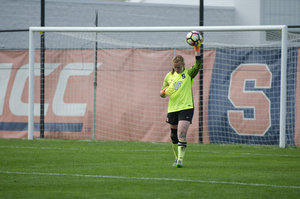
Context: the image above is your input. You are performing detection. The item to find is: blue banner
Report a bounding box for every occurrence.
[208,48,298,145]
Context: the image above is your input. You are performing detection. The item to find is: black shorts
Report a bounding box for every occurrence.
[166,108,194,125]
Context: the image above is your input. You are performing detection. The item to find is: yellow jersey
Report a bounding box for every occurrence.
[161,57,202,113]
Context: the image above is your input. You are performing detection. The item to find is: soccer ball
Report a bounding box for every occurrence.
[186,31,202,46]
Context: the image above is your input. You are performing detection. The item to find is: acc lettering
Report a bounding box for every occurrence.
[1,63,101,117]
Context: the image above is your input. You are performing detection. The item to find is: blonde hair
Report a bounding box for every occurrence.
[171,55,185,74]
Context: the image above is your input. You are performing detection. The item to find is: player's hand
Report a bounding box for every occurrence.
[160,86,168,98]
[194,35,203,52]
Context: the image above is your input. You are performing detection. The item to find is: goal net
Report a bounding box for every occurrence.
[28,26,300,147]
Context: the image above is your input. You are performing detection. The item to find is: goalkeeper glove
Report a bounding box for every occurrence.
[194,35,203,52]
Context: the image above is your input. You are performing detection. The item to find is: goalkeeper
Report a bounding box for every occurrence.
[159,39,202,168]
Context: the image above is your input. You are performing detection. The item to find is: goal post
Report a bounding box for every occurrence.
[28,25,293,148]
[280,25,288,148]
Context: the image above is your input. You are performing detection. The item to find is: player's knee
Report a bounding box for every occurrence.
[178,130,187,139]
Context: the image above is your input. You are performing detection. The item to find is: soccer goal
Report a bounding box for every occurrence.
[28,25,300,148]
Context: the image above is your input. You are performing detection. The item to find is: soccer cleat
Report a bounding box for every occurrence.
[172,159,178,166]
[176,160,183,168]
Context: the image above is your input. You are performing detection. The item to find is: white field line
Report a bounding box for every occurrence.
[1,145,299,157]
[0,170,299,189]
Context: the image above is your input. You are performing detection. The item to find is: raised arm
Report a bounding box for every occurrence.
[188,42,203,79]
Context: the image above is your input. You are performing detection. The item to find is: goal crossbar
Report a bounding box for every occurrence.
[29,25,286,33]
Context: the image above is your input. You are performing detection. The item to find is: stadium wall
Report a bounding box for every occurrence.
[0,49,299,146]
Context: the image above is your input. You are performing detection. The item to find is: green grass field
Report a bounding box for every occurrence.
[0,138,299,199]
